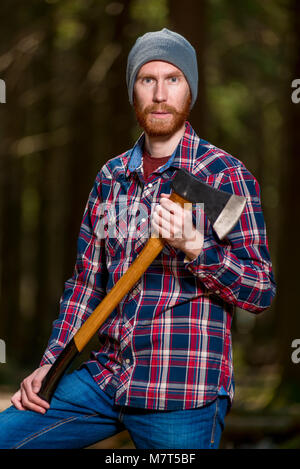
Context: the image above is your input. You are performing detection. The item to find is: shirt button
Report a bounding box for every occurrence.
[215,290,220,295]
[147,183,153,188]
[141,218,146,223]
[125,358,131,365]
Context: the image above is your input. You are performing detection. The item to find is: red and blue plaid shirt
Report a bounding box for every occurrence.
[40,122,276,410]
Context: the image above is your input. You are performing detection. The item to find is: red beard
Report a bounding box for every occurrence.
[133,95,191,137]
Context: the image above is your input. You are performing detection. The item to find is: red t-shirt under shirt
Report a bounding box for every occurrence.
[143,149,171,181]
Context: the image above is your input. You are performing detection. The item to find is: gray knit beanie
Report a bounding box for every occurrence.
[126,28,198,109]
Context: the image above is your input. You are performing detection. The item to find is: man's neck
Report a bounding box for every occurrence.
[144,123,186,158]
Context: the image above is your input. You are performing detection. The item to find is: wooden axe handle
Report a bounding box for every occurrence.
[38,192,189,403]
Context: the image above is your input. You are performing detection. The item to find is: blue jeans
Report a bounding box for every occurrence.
[0,367,228,449]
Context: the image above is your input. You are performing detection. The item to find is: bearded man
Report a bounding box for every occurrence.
[0,29,276,449]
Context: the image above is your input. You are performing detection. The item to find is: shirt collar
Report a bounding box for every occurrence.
[125,121,200,179]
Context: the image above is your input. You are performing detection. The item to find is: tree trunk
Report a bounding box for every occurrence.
[0,1,30,363]
[62,1,133,283]
[273,0,300,405]
[168,0,208,137]
[28,6,56,362]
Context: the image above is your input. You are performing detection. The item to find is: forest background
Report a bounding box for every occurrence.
[0,0,300,449]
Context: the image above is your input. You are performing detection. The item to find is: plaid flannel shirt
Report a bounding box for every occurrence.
[40,122,276,411]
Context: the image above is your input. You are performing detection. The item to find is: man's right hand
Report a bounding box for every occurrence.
[11,365,52,414]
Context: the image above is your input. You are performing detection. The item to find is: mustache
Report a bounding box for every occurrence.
[143,104,177,114]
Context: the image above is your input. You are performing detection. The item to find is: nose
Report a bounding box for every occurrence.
[153,79,167,103]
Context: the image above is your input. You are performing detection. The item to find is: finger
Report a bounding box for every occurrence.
[21,386,47,414]
[152,217,180,241]
[155,204,178,224]
[153,209,172,234]
[21,379,50,413]
[157,208,195,241]
[153,210,180,239]
[160,198,194,229]
[11,390,26,411]
[159,197,182,215]
[150,214,161,237]
[161,202,193,234]
[160,200,190,233]
[154,207,184,239]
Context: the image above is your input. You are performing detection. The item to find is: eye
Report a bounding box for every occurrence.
[142,77,154,84]
[169,76,179,83]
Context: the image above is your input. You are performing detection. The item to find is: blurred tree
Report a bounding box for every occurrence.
[0,1,44,368]
[29,2,57,362]
[202,0,287,373]
[272,0,300,406]
[168,0,208,136]
[60,1,131,282]
[0,0,170,374]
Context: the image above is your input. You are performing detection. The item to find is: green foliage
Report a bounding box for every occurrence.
[206,0,289,174]
[130,0,168,29]
[208,81,251,141]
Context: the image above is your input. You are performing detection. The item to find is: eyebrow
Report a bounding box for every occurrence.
[137,71,184,79]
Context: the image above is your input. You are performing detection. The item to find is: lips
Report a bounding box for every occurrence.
[150,111,172,118]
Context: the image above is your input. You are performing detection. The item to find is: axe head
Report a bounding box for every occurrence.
[171,168,246,240]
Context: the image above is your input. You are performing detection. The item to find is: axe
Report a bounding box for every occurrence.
[38,168,246,403]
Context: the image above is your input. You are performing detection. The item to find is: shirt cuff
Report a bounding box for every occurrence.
[39,343,64,367]
[183,235,243,301]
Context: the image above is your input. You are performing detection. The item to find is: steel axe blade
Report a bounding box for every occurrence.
[171,168,246,239]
